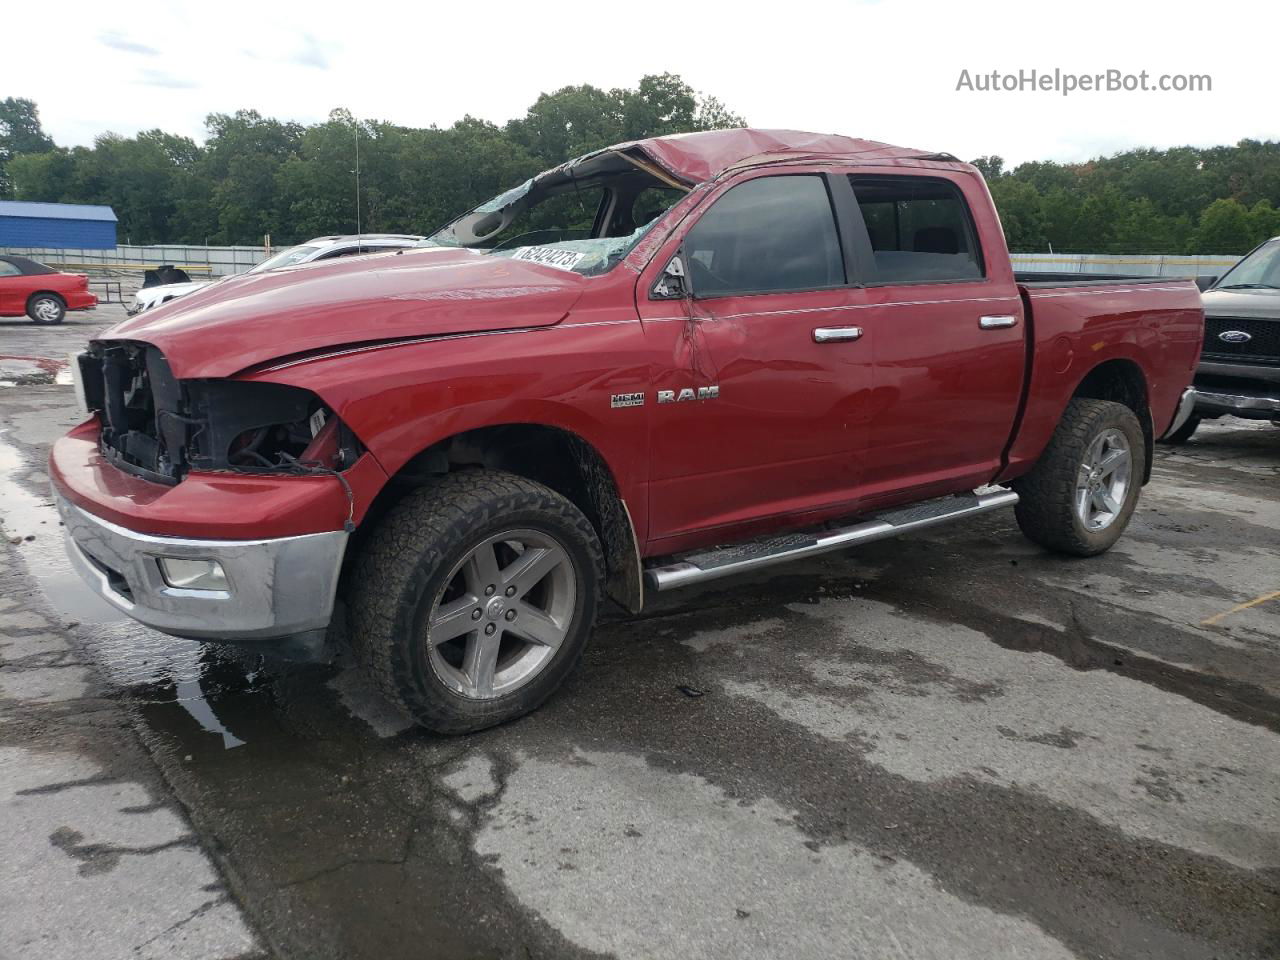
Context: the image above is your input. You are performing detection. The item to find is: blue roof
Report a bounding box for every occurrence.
[0,200,118,223]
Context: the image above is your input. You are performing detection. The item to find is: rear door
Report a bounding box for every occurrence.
[840,172,1026,505]
[637,169,874,546]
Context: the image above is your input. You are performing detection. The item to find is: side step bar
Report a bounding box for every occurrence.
[644,489,1019,592]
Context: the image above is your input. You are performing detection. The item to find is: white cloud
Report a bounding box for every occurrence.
[2,0,1271,166]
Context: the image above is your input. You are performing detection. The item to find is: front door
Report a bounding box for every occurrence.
[637,171,874,547]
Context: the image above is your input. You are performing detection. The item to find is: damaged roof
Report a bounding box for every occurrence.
[594,128,947,186]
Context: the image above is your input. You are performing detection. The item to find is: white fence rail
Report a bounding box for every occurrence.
[2,246,1242,280]
[0,244,267,277]
[1009,253,1238,278]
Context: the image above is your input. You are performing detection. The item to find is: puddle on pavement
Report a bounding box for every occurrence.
[0,428,265,748]
[0,431,120,624]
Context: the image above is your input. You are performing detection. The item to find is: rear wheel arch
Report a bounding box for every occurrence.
[1069,358,1153,483]
[355,423,642,614]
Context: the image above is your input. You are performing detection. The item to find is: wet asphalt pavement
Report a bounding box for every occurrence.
[1,309,1278,959]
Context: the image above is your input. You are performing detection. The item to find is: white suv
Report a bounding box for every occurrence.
[129,234,424,314]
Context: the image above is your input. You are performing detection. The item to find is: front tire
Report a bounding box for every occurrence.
[28,293,65,324]
[1013,398,1145,557]
[349,470,603,734]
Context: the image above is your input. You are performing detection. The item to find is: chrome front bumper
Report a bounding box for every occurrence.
[1160,386,1199,438]
[56,494,348,641]
[1195,388,1280,420]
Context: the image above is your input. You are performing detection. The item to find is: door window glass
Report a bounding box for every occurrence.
[685,175,845,297]
[850,176,984,283]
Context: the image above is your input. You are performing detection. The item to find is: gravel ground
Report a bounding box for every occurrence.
[1,307,1277,959]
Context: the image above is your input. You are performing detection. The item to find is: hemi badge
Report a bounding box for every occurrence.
[611,392,645,409]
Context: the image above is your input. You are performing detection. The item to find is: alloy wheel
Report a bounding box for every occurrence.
[1074,429,1131,531]
[425,529,576,700]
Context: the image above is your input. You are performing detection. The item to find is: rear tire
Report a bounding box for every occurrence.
[1157,414,1200,445]
[1013,398,1145,557]
[349,470,603,734]
[27,293,65,325]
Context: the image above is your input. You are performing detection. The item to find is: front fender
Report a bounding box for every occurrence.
[243,322,653,536]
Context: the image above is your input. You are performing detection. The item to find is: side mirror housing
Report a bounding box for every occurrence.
[652,255,687,300]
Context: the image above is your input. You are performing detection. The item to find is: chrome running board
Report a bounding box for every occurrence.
[644,489,1019,592]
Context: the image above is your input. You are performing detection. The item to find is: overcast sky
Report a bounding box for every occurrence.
[2,0,1271,167]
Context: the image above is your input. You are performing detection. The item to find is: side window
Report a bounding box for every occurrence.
[684,175,845,298]
[0,261,22,277]
[849,176,984,284]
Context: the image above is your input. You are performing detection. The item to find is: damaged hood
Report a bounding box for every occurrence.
[102,248,587,378]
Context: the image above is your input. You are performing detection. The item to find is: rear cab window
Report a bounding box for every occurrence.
[849,175,985,285]
[683,174,846,298]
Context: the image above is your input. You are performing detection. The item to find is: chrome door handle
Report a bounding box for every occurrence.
[813,326,864,343]
[979,315,1018,329]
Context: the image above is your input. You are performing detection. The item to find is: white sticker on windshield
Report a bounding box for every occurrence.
[510,246,586,271]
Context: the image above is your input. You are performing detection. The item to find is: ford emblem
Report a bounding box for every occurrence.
[1218,330,1252,343]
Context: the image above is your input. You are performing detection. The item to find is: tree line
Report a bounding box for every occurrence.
[975,146,1280,255]
[0,78,742,247]
[2,85,1278,254]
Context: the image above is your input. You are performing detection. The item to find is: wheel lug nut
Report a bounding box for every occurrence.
[505,609,517,621]
[471,609,482,620]
[484,623,496,635]
[484,585,496,596]
[505,585,516,597]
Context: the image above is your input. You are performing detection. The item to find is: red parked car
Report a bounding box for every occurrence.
[0,255,97,323]
[52,129,1203,733]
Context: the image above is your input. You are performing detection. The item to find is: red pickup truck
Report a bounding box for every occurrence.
[52,129,1203,732]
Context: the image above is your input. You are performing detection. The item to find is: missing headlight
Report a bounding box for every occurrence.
[186,381,361,473]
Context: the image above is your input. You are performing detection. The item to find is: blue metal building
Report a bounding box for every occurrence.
[0,201,118,249]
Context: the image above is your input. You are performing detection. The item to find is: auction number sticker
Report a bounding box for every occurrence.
[511,246,585,271]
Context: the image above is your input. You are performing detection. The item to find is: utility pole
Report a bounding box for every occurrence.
[354,117,362,244]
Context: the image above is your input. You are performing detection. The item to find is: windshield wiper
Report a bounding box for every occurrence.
[1218,283,1280,290]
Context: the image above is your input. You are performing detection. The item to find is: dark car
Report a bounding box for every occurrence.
[0,255,98,324]
[1164,237,1280,442]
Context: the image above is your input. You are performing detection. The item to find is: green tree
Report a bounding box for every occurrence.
[1190,198,1253,254]
[201,110,303,243]
[0,97,56,198]
[694,96,746,131]
[971,155,1004,181]
[987,178,1045,250]
[1245,200,1280,249]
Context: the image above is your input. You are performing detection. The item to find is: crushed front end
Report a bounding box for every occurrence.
[53,340,384,653]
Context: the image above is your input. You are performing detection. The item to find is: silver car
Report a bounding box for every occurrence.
[129,234,424,314]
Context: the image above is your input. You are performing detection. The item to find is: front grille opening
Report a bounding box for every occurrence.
[1204,316,1280,365]
[88,341,186,485]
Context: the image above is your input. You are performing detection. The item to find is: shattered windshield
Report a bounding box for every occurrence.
[418,164,686,277]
